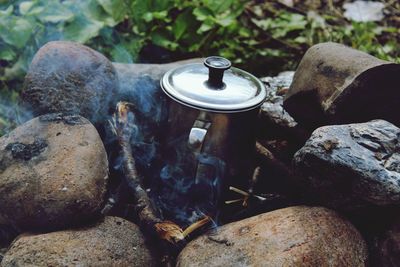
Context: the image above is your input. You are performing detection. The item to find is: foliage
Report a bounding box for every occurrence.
[0,0,399,135]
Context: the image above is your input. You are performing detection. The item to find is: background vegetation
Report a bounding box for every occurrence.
[0,0,399,135]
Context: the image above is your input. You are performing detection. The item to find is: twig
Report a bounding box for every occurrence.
[182,216,212,237]
[113,102,164,232]
[113,102,184,266]
[248,166,261,195]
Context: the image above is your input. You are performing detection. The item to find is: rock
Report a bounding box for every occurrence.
[177,206,368,267]
[0,114,108,230]
[1,216,155,267]
[0,247,7,264]
[372,215,400,267]
[22,41,118,123]
[293,120,400,209]
[259,71,297,136]
[258,71,309,162]
[283,42,400,129]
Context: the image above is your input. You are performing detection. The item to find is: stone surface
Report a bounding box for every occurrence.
[22,41,118,123]
[258,71,309,162]
[283,42,400,128]
[1,216,155,267]
[293,120,400,209]
[372,215,400,267]
[259,71,297,136]
[0,114,108,230]
[0,247,6,264]
[177,206,368,267]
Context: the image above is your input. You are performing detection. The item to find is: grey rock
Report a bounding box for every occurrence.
[283,42,400,129]
[1,216,156,267]
[22,41,118,123]
[258,72,308,163]
[177,206,368,267]
[293,120,400,209]
[259,71,298,133]
[0,114,108,230]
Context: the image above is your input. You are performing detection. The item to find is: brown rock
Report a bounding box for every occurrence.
[177,206,368,267]
[1,216,155,267]
[22,41,118,123]
[283,42,400,128]
[0,114,108,230]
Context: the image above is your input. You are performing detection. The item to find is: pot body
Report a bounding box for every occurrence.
[161,98,258,206]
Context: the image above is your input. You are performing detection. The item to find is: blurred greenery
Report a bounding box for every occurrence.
[0,0,399,135]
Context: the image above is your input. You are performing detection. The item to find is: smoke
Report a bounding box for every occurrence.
[0,0,223,229]
[107,70,225,227]
[0,99,33,137]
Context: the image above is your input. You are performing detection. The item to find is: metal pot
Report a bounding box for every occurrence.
[160,56,266,206]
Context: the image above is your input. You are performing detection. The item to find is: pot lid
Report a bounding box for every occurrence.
[161,56,266,112]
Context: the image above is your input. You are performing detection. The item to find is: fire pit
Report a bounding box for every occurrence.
[1,40,400,266]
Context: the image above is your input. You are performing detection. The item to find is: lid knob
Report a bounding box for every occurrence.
[204,56,231,89]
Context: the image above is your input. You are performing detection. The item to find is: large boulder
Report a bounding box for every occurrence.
[283,42,400,129]
[177,206,368,267]
[0,114,108,230]
[22,41,118,123]
[1,216,155,267]
[293,120,400,209]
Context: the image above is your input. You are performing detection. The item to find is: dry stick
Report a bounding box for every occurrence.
[113,102,212,264]
[113,102,182,266]
[114,102,164,231]
[182,216,212,238]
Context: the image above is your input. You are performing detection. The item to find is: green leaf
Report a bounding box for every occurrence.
[210,0,234,14]
[64,15,104,43]
[152,10,168,20]
[0,17,34,48]
[150,30,178,50]
[0,45,15,61]
[110,44,133,63]
[77,0,116,27]
[0,5,13,16]
[193,7,213,21]
[143,12,153,22]
[197,17,214,33]
[40,7,75,23]
[172,9,197,40]
[96,0,127,23]
[3,56,27,80]
[19,1,34,15]
[215,15,234,27]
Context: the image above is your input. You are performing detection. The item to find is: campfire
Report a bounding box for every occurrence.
[1,39,400,267]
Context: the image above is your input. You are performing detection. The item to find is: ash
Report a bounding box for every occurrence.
[6,138,48,161]
[39,113,85,125]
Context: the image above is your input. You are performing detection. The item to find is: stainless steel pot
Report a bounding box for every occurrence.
[160,56,266,203]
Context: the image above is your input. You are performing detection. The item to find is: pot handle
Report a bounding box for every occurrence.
[188,111,211,154]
